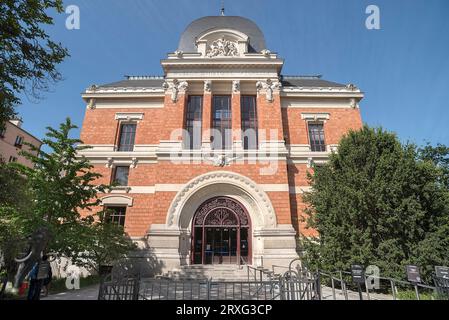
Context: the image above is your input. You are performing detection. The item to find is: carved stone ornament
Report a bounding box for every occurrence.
[232,80,240,93]
[174,50,183,58]
[163,79,189,102]
[203,153,242,167]
[256,79,282,102]
[349,98,358,108]
[87,98,96,110]
[204,80,212,93]
[206,36,239,57]
[261,49,271,57]
[106,157,113,168]
[131,157,138,168]
[346,83,358,91]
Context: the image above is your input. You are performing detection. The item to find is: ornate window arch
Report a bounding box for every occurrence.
[193,197,250,227]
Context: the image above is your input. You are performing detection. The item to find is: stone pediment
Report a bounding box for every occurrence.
[196,28,249,57]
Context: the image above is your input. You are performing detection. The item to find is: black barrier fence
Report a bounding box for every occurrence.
[97,260,449,301]
[98,273,321,301]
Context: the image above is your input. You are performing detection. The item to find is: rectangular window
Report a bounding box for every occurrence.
[118,123,136,152]
[9,156,18,163]
[112,166,130,186]
[241,96,258,150]
[14,136,24,148]
[105,206,127,227]
[0,127,6,138]
[184,96,203,149]
[212,96,232,150]
[308,123,326,152]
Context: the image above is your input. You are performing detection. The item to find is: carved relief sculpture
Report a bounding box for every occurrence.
[207,36,239,57]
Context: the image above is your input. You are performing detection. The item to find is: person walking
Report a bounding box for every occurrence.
[27,255,51,300]
[34,255,51,300]
[42,262,53,297]
[26,262,39,300]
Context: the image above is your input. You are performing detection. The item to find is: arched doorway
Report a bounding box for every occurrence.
[191,197,251,265]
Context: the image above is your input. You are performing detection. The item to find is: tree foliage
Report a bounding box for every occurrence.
[0,160,31,296]
[8,118,135,274]
[0,0,69,127]
[302,126,449,282]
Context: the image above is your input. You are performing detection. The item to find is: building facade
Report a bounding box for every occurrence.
[0,119,42,168]
[78,15,363,272]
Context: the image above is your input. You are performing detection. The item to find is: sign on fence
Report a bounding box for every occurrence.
[435,266,449,280]
[351,265,365,284]
[406,265,421,283]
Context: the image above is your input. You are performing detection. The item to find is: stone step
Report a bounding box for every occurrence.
[162,265,272,282]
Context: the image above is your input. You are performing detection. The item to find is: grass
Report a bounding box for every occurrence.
[396,289,440,300]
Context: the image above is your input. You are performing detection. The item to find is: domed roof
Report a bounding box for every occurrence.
[178,16,266,53]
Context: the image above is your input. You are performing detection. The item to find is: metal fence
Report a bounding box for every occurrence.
[317,269,449,300]
[98,271,321,301]
[97,260,449,301]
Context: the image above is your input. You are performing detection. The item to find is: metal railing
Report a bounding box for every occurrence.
[316,269,445,300]
[99,267,321,301]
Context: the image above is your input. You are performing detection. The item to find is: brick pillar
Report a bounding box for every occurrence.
[161,80,188,141]
[202,80,212,151]
[231,80,242,150]
[257,82,284,142]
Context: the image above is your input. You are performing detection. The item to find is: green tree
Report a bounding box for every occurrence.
[0,0,69,127]
[0,160,32,297]
[302,126,449,282]
[14,118,135,274]
[73,211,137,273]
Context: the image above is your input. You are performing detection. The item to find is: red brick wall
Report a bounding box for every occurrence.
[282,107,362,145]
[79,93,362,239]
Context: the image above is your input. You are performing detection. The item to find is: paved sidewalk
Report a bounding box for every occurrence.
[42,285,99,300]
[321,286,392,300]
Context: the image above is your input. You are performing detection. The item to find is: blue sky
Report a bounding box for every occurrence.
[16,0,449,145]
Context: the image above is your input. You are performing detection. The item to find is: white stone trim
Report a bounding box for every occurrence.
[115,112,144,121]
[101,184,291,195]
[301,113,330,121]
[155,184,185,192]
[100,195,133,207]
[90,100,164,109]
[260,184,290,192]
[281,97,360,109]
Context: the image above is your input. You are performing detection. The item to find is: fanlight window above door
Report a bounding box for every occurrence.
[194,197,250,227]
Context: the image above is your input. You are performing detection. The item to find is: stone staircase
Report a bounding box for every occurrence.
[159,265,272,281]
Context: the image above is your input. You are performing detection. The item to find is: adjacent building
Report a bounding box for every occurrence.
[78,15,363,272]
[0,119,42,168]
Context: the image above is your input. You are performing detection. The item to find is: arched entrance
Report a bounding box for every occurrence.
[191,197,251,265]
